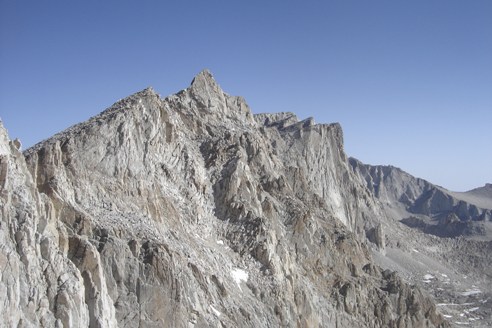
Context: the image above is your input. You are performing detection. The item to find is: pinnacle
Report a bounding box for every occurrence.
[135,86,157,97]
[189,69,222,94]
[191,69,215,85]
[186,69,227,111]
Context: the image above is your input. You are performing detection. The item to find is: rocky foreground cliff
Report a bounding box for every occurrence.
[0,70,456,327]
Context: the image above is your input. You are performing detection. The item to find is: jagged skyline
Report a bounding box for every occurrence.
[0,1,490,191]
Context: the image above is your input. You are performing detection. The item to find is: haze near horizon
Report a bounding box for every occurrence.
[0,1,490,191]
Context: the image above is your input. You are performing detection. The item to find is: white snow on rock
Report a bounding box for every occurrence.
[423,273,435,283]
[231,268,248,290]
[423,274,435,280]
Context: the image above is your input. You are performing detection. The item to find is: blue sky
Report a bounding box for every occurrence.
[0,1,490,191]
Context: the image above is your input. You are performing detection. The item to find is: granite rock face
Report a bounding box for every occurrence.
[1,70,449,327]
[0,122,91,327]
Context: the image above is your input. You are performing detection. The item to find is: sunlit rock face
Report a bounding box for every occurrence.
[1,71,449,327]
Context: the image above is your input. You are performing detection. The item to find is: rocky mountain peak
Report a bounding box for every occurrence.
[138,86,157,96]
[166,70,256,129]
[0,121,21,156]
[188,69,224,106]
[190,69,218,90]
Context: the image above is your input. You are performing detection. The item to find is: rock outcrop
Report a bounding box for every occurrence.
[1,70,449,327]
[0,121,91,327]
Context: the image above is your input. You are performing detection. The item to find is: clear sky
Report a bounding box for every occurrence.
[0,1,491,191]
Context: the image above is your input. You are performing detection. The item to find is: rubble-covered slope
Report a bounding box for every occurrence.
[1,70,449,327]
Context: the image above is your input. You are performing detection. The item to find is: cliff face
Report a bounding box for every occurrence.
[0,122,91,327]
[1,70,448,327]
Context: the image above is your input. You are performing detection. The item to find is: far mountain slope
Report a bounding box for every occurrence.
[349,158,492,238]
[449,184,492,210]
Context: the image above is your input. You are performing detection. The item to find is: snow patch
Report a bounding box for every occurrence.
[231,268,248,291]
[423,274,434,280]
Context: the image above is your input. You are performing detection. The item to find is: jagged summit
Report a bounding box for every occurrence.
[190,69,218,88]
[188,69,225,104]
[24,70,253,156]
[138,86,157,95]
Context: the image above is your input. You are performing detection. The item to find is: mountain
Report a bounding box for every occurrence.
[349,158,492,327]
[449,184,492,211]
[0,69,483,327]
[349,158,492,237]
